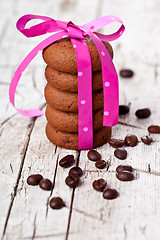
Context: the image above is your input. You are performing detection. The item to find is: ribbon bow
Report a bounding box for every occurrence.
[9,14,125,150]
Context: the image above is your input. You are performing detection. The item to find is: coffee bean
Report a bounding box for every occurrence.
[116,165,133,173]
[87,150,101,161]
[50,197,65,210]
[114,148,127,160]
[103,188,119,200]
[120,69,134,78]
[69,167,83,178]
[65,175,79,188]
[59,155,75,168]
[141,135,153,145]
[95,160,107,169]
[108,137,125,148]
[39,178,52,191]
[135,108,151,119]
[27,174,43,186]
[92,179,107,192]
[125,134,138,147]
[148,125,160,134]
[119,105,130,115]
[116,171,134,181]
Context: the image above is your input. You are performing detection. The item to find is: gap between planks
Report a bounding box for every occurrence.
[45,153,59,218]
[1,117,37,239]
[1,104,46,240]
[65,151,81,240]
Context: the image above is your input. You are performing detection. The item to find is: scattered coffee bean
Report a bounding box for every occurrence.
[116,165,133,173]
[69,167,83,178]
[108,137,125,148]
[125,134,138,147]
[103,188,119,200]
[27,174,43,186]
[59,155,75,168]
[87,150,101,161]
[65,175,79,188]
[39,178,52,191]
[148,125,160,134]
[119,105,130,115]
[120,69,134,78]
[114,148,127,160]
[92,179,107,192]
[141,135,153,145]
[95,160,107,169]
[49,197,65,210]
[116,171,134,181]
[135,108,151,119]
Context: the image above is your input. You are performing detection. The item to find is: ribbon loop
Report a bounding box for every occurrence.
[95,24,125,42]
[16,14,56,37]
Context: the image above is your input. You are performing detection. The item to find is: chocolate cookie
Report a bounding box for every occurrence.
[46,123,112,150]
[44,84,103,113]
[45,66,103,92]
[42,37,113,74]
[45,104,104,132]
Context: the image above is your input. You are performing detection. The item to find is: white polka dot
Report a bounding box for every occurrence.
[73,44,77,48]
[101,51,105,56]
[83,127,88,132]
[104,111,109,116]
[81,100,86,104]
[78,72,83,77]
[90,26,94,30]
[105,82,110,87]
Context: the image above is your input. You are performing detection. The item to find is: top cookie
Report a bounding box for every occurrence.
[42,37,113,74]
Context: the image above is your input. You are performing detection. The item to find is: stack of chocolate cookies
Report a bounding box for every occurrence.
[42,37,113,150]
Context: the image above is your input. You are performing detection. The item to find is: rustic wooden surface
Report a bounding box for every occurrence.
[0,0,160,239]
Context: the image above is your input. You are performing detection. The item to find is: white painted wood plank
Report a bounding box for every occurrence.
[118,63,160,130]
[0,66,46,124]
[0,114,34,237]
[69,171,160,240]
[0,0,17,44]
[101,0,160,64]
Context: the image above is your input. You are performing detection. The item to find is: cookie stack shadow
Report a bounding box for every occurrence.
[42,37,113,150]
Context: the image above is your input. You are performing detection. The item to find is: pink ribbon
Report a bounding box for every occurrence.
[9,14,125,150]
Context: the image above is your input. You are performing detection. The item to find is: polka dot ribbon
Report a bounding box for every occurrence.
[9,14,125,150]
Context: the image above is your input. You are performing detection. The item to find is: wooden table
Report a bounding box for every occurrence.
[0,0,160,239]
